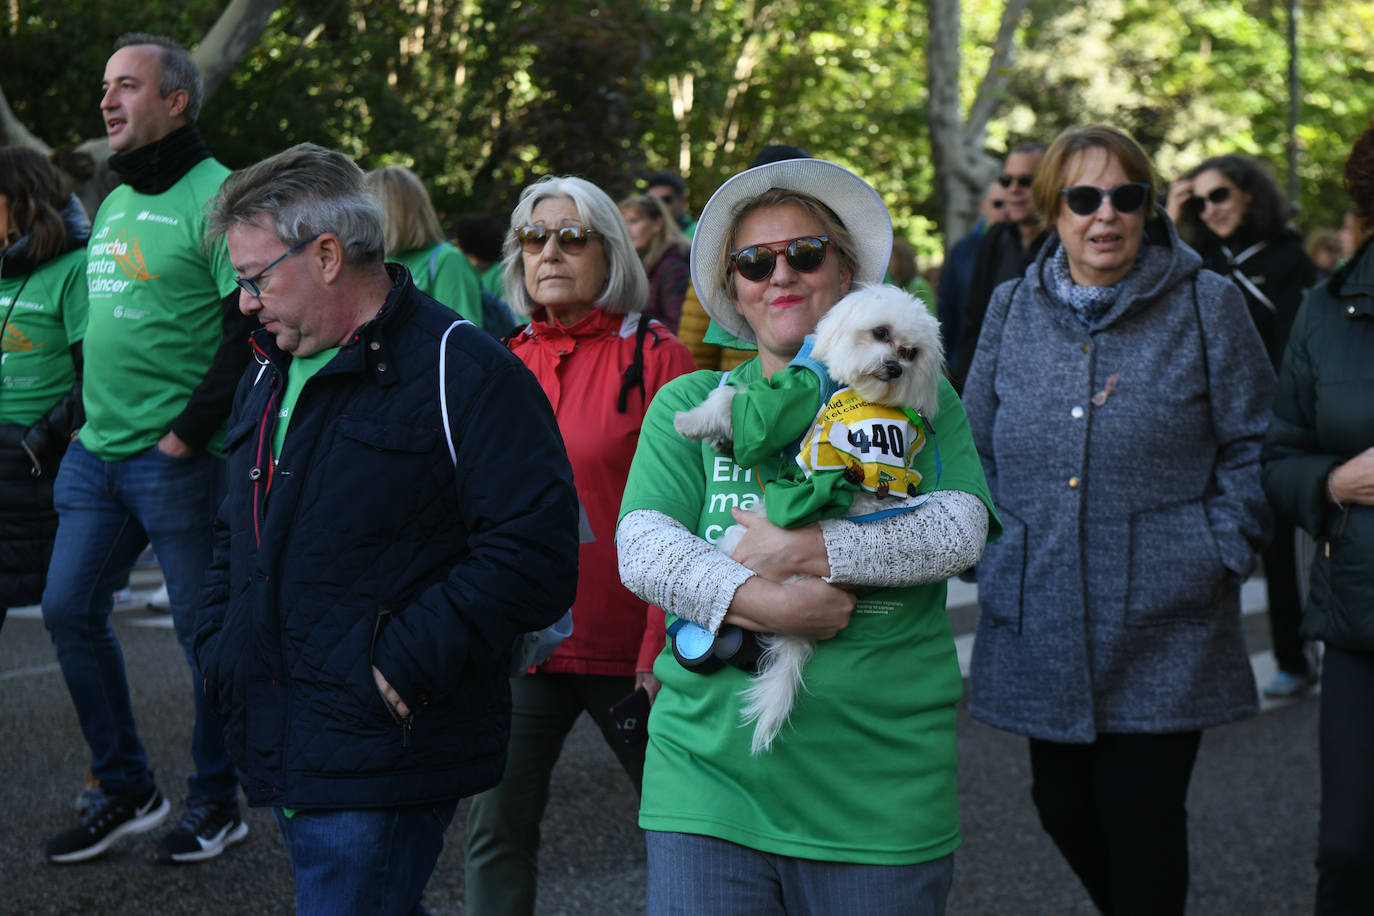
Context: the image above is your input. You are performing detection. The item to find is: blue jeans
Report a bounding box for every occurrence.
[645,831,954,916]
[274,804,458,916]
[41,439,236,804]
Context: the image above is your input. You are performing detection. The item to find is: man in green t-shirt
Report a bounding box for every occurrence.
[42,33,252,868]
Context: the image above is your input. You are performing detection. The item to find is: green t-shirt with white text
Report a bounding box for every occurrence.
[618,358,998,865]
[1,249,88,426]
[81,159,237,459]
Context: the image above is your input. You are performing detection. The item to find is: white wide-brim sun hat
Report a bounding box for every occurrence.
[689,158,893,345]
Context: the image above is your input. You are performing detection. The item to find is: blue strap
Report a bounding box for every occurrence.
[785,335,842,404]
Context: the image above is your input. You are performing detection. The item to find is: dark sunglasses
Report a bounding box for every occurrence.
[1189,186,1232,208]
[729,235,832,282]
[1059,182,1151,216]
[234,233,320,298]
[515,224,602,255]
[990,200,1006,209]
[998,173,1034,189]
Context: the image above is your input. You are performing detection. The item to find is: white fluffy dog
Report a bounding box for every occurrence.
[673,284,945,753]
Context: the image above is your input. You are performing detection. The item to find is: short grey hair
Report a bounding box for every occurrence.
[502,175,649,318]
[204,143,386,267]
[115,33,204,123]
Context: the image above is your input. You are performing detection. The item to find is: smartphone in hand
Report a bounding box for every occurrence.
[609,687,651,747]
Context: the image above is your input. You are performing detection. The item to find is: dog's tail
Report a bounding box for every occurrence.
[738,634,813,754]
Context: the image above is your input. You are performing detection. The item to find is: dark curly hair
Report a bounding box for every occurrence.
[0,146,68,261]
[1176,153,1291,244]
[1344,121,1374,230]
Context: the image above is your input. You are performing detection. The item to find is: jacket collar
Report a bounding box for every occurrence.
[522,305,628,347]
[1328,236,1374,314]
[251,262,413,380]
[1027,208,1201,331]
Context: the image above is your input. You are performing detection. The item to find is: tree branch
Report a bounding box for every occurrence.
[194,0,283,99]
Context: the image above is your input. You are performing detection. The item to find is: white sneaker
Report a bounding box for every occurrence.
[146,584,171,613]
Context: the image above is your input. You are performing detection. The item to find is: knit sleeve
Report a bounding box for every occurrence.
[821,489,988,587]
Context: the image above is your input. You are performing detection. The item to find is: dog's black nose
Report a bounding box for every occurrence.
[880,361,903,379]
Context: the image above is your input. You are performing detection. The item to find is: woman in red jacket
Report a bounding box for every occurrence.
[464,175,696,915]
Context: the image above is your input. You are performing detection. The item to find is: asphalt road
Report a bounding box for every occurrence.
[1,577,1320,915]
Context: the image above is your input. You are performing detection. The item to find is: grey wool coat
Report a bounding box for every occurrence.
[962,214,1275,743]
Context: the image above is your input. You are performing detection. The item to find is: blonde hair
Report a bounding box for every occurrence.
[363,166,445,255]
[619,193,690,272]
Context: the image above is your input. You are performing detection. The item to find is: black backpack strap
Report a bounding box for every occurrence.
[616,314,656,414]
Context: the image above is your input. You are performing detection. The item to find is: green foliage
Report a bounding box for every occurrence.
[4,0,1369,255]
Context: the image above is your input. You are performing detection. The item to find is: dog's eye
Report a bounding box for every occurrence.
[898,346,918,361]
[871,326,890,342]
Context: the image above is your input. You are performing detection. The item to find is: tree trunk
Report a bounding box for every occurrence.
[927,0,1032,254]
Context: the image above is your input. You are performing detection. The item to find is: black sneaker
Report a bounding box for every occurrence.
[154,800,249,864]
[46,785,170,864]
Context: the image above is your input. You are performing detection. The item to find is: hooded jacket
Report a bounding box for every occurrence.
[1262,236,1374,651]
[506,307,694,676]
[194,268,579,808]
[963,213,1274,742]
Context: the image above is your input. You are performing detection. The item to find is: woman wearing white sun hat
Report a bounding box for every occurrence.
[616,158,999,914]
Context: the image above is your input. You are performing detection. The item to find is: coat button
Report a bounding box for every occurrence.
[1068,476,1080,489]
[1349,305,1357,315]
[370,341,381,350]
[377,362,388,372]
[1082,343,1090,354]
[1071,406,1084,419]
[249,466,262,481]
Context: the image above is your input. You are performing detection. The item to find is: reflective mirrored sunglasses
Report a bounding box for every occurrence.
[234,233,321,298]
[728,235,832,282]
[998,173,1034,189]
[515,225,602,254]
[1189,186,1232,209]
[1059,182,1151,216]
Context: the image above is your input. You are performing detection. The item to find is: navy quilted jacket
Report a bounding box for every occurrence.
[194,269,578,809]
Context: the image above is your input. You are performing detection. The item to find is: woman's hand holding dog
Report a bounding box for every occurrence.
[725,575,856,640]
[727,507,832,581]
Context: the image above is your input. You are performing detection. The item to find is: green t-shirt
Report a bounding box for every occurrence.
[618,358,998,864]
[1,249,89,426]
[81,159,237,459]
[394,243,483,329]
[272,346,340,459]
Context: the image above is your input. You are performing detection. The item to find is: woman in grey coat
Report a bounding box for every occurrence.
[962,125,1275,916]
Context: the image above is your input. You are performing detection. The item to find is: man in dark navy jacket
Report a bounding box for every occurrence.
[193,143,578,915]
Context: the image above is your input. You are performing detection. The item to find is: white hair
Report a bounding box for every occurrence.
[502,175,650,318]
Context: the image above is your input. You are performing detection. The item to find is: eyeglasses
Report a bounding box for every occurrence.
[1189,186,1232,209]
[998,173,1034,189]
[651,193,677,206]
[729,236,832,282]
[234,234,320,297]
[515,224,602,255]
[1059,182,1151,216]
